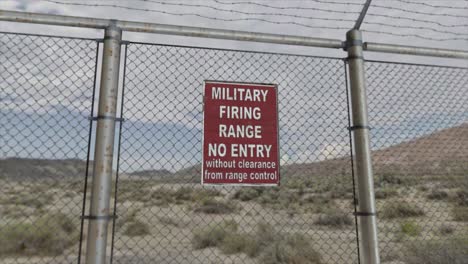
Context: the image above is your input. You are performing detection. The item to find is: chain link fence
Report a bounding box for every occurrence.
[111,43,358,264]
[0,32,98,263]
[366,61,468,263]
[1,31,467,264]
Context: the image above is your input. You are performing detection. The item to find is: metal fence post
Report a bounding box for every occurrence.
[345,29,380,264]
[85,23,122,264]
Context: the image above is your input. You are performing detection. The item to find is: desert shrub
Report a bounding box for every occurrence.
[427,190,449,200]
[381,203,425,219]
[116,208,140,229]
[259,232,323,264]
[220,233,256,255]
[157,216,180,227]
[193,221,323,263]
[315,209,353,228]
[0,213,76,256]
[400,221,421,237]
[454,190,468,206]
[123,220,150,237]
[404,237,468,264]
[192,220,238,249]
[375,188,398,200]
[233,188,263,201]
[439,225,455,235]
[194,199,237,214]
[452,206,468,222]
[189,188,221,203]
[380,172,404,185]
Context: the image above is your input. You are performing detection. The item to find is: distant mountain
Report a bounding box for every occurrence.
[2,124,466,182]
[0,158,91,181]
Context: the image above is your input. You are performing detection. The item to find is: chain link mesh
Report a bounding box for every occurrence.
[0,32,98,263]
[112,43,358,264]
[2,29,467,264]
[366,61,468,263]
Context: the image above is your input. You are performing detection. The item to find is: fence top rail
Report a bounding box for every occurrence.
[125,40,345,61]
[0,9,343,49]
[1,9,468,59]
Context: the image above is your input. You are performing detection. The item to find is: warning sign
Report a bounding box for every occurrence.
[202,81,280,186]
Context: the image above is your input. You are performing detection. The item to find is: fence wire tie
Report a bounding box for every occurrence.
[347,125,372,131]
[353,212,377,217]
[88,115,125,122]
[81,215,117,220]
[342,39,363,51]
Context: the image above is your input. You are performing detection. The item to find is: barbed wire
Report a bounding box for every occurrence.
[210,0,364,9]
[371,3,468,19]
[389,0,468,10]
[364,21,466,37]
[78,0,358,22]
[362,29,468,41]
[366,13,468,28]
[39,0,468,43]
[41,0,351,30]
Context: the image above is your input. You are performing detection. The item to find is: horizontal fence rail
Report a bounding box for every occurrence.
[1,9,468,59]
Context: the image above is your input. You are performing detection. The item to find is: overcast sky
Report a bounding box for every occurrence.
[0,0,467,66]
[1,0,467,172]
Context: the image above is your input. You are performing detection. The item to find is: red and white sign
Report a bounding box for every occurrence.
[202,81,280,186]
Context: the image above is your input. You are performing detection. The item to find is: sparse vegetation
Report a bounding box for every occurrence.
[119,185,222,207]
[381,203,425,219]
[404,237,468,264]
[192,221,323,263]
[0,213,76,256]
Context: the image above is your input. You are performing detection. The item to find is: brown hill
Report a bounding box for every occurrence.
[170,123,468,181]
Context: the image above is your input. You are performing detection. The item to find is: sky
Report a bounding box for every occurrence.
[0,0,467,172]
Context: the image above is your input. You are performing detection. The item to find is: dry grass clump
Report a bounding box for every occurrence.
[375,188,398,200]
[0,213,76,256]
[192,220,238,249]
[193,199,237,214]
[426,189,448,200]
[381,202,425,219]
[314,209,353,228]
[400,221,421,237]
[452,206,468,222]
[123,220,150,237]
